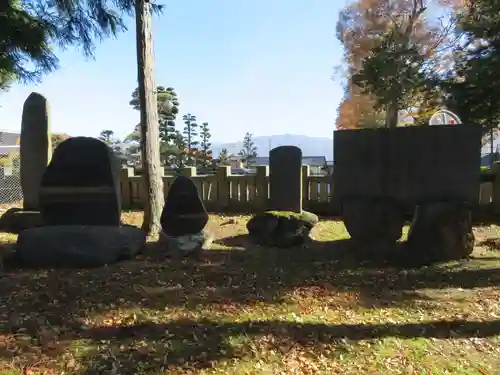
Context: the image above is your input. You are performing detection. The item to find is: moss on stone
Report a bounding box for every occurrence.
[264,210,318,225]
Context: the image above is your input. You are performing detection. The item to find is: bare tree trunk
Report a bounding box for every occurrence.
[135,0,164,235]
[385,101,399,128]
[490,126,495,168]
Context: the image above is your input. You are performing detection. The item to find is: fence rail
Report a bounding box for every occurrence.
[119,165,499,216]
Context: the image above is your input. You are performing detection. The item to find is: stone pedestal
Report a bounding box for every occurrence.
[342,199,405,245]
[16,225,146,268]
[247,210,319,248]
[406,202,474,262]
[157,230,213,256]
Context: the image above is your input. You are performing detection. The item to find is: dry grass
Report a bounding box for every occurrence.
[0,211,499,375]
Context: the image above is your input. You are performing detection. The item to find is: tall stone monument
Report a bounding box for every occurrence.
[246,145,319,248]
[268,145,303,213]
[0,93,52,233]
[20,92,52,210]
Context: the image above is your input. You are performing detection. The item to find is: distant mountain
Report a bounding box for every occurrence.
[212,134,334,160]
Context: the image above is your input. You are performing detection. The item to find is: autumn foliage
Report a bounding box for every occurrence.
[335,0,459,129]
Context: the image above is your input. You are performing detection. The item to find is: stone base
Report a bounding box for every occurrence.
[342,199,404,244]
[16,225,147,268]
[406,202,474,262]
[246,210,319,248]
[0,208,43,234]
[157,230,214,256]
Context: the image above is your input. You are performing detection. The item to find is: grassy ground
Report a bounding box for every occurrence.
[0,212,499,375]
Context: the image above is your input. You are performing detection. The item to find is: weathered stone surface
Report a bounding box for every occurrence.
[342,199,404,244]
[158,230,214,256]
[247,210,318,248]
[269,145,303,213]
[406,202,474,262]
[20,92,52,210]
[0,208,42,234]
[39,137,121,226]
[333,125,482,204]
[16,225,146,268]
[161,175,208,236]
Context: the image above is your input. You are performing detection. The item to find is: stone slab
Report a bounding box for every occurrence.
[16,225,146,268]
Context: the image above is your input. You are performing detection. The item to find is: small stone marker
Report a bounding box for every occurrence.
[269,145,303,213]
[161,175,208,236]
[38,137,121,226]
[159,175,211,255]
[20,92,52,210]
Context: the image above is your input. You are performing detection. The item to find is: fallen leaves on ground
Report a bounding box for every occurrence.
[0,212,498,374]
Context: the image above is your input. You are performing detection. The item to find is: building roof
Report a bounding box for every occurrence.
[247,155,327,166]
[0,131,20,147]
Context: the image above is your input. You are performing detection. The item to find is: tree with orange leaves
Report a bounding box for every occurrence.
[336,0,456,128]
[336,83,385,129]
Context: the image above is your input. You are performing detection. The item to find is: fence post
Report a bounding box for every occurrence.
[119,167,134,209]
[301,165,310,211]
[180,167,196,177]
[216,166,230,211]
[255,165,269,211]
[491,162,500,215]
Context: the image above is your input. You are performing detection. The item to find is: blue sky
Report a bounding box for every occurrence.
[0,0,346,143]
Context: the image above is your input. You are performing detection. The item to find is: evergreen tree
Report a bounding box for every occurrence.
[199,122,212,167]
[128,85,180,163]
[98,129,122,156]
[0,0,162,89]
[239,132,258,167]
[336,0,454,128]
[172,130,187,167]
[218,148,229,166]
[182,113,198,166]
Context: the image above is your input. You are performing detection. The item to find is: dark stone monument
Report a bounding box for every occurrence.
[0,93,51,234]
[38,137,121,226]
[247,146,317,248]
[269,145,303,213]
[159,176,212,255]
[16,137,146,268]
[333,125,481,259]
[161,176,208,236]
[20,92,52,210]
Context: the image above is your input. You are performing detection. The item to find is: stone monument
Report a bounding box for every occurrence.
[21,92,52,209]
[268,145,303,213]
[247,145,318,248]
[158,175,213,256]
[16,137,146,268]
[0,93,51,233]
[38,136,120,226]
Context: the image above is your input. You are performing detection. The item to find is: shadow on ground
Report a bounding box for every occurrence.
[0,231,499,373]
[1,235,499,319]
[64,318,500,374]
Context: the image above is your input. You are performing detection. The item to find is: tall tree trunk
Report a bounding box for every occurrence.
[490,125,494,168]
[135,0,164,235]
[385,101,399,128]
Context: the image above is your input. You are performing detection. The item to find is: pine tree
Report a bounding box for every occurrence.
[182,113,199,166]
[239,132,258,167]
[218,148,229,166]
[172,130,186,167]
[128,85,179,162]
[0,0,162,89]
[199,122,212,167]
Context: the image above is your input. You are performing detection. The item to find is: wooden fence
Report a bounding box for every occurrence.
[119,165,500,216]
